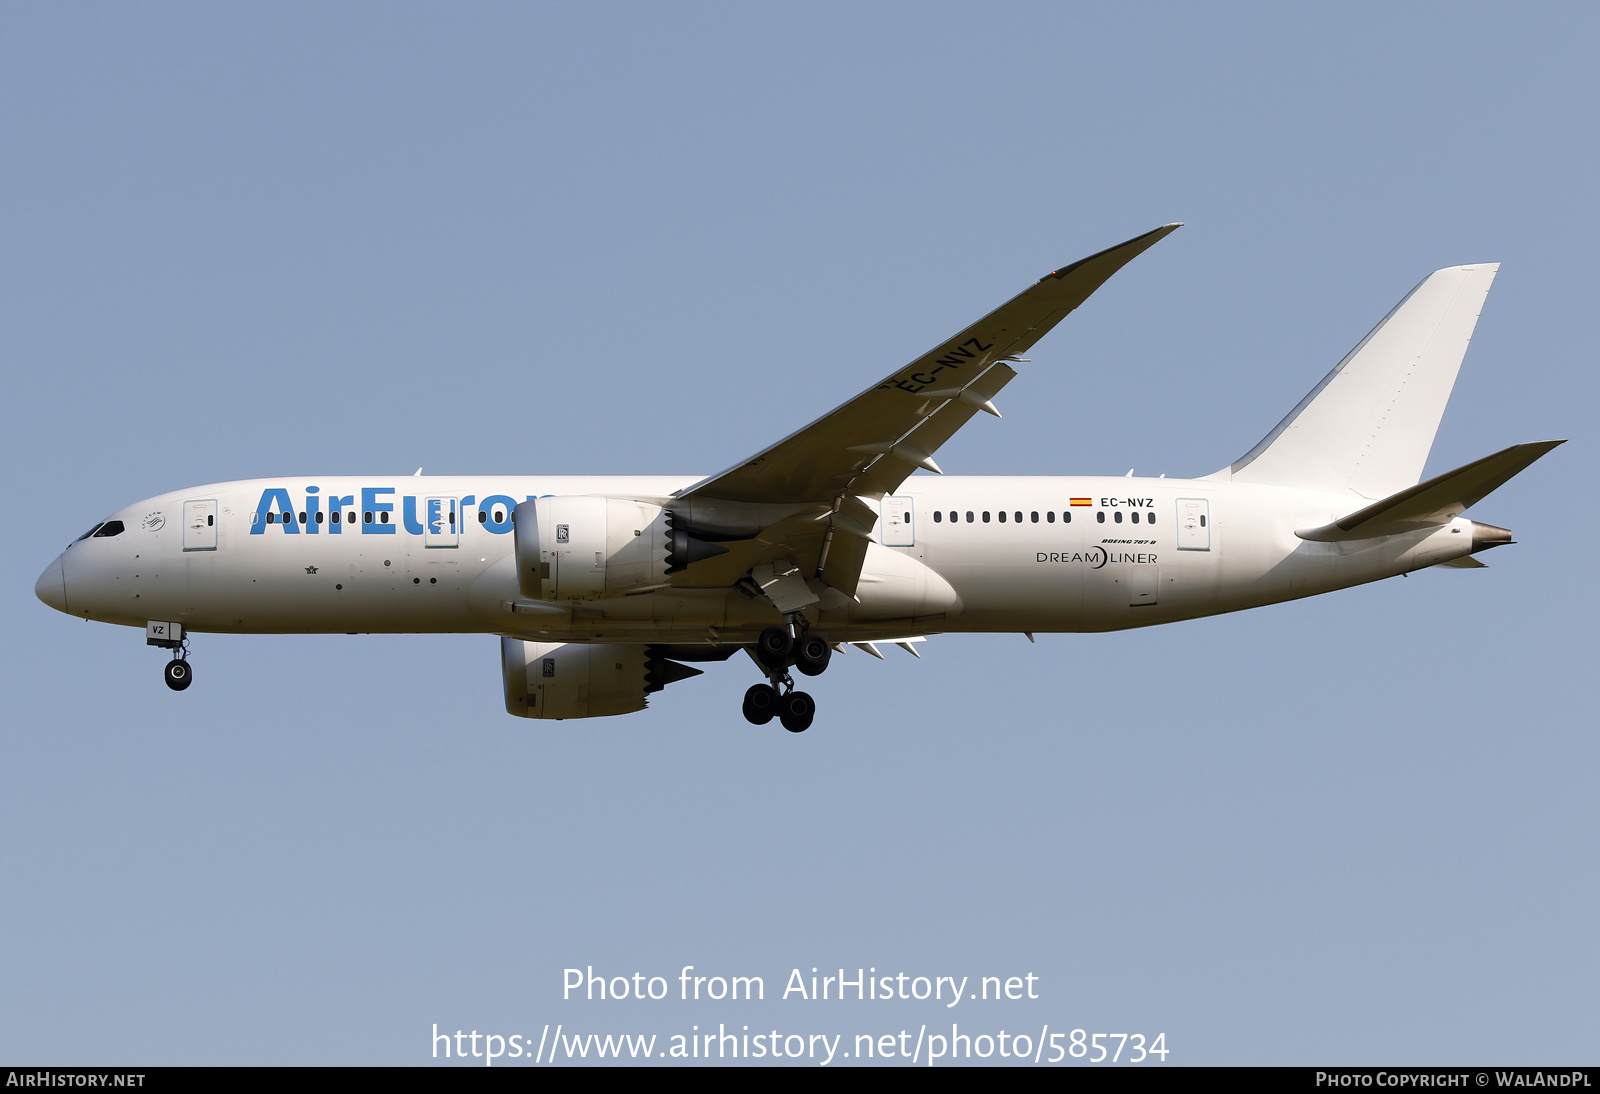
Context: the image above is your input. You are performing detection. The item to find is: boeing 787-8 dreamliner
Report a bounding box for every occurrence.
[35,225,1561,731]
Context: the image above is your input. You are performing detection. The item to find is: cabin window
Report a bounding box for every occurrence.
[998,510,1006,523]
[364,512,372,524]
[1200,514,1207,527]
[381,511,389,524]
[1096,511,1105,523]
[1148,513,1156,525]
[1046,512,1055,524]
[299,512,307,524]
[1063,512,1072,523]
[1014,511,1022,523]
[982,511,991,523]
[1114,511,1123,523]
[1030,511,1039,523]
[266,513,276,524]
[315,512,323,525]
[966,511,974,523]
[348,512,356,523]
[479,510,488,524]
[933,511,942,522]
[1131,511,1140,524]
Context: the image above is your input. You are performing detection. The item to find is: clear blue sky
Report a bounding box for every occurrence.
[2,2,1594,1065]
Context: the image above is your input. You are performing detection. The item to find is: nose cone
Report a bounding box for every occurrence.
[35,555,67,613]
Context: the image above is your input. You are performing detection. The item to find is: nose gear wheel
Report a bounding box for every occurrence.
[163,656,192,692]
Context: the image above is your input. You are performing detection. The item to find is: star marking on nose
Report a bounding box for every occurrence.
[305,565,319,574]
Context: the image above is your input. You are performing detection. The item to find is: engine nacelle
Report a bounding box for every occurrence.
[500,639,703,720]
[513,497,728,601]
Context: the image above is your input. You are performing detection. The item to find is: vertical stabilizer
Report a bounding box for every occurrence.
[1217,264,1498,500]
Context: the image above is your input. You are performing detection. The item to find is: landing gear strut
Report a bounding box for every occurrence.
[744,621,825,732]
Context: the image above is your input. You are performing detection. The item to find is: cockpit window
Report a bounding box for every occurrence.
[76,523,105,541]
[92,520,125,538]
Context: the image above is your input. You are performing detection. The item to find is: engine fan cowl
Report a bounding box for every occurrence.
[501,638,704,719]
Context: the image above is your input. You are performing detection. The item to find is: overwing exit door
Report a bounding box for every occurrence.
[424,497,459,548]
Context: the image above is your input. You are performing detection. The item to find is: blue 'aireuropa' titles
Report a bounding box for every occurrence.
[249,488,529,535]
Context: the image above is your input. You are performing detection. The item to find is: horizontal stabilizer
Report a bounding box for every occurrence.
[1296,440,1563,542]
[1435,556,1488,569]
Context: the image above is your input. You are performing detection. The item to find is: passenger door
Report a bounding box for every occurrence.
[880,496,915,547]
[1176,498,1210,550]
[424,497,458,548]
[182,499,217,551]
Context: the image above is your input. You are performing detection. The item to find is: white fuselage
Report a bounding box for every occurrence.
[42,474,1476,644]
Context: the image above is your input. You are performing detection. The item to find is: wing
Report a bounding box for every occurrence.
[665,223,1181,600]
[677,223,1182,506]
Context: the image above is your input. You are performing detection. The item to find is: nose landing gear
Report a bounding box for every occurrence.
[147,620,192,692]
[744,623,825,732]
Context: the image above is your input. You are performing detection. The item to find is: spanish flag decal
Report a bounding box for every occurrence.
[1070,498,1092,506]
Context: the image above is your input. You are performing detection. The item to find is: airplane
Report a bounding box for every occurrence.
[34,224,1562,732]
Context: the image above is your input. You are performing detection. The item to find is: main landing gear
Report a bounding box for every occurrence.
[743,623,831,732]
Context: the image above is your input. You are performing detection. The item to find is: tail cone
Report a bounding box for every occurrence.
[1470,521,1513,553]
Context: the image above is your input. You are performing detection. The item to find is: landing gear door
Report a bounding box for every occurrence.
[1176,498,1210,550]
[182,499,217,551]
[880,496,915,547]
[424,497,459,548]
